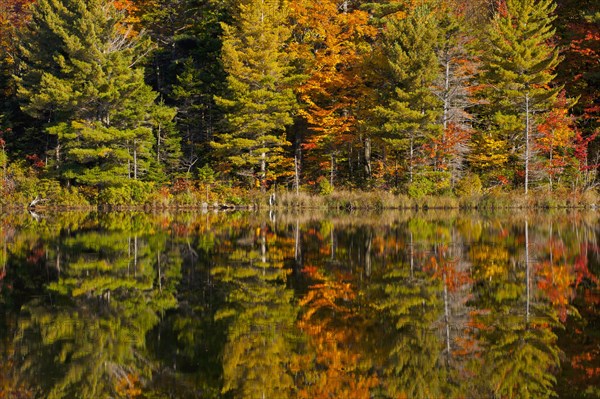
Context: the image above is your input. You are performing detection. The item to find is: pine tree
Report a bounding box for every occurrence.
[17,0,174,188]
[150,101,181,181]
[213,0,299,190]
[171,58,212,174]
[0,0,34,156]
[475,0,561,193]
[373,5,442,190]
[135,0,229,171]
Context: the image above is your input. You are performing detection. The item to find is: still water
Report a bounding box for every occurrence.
[0,210,599,398]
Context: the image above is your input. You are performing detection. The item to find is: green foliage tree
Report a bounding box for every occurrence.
[373,5,443,189]
[17,0,176,189]
[137,0,230,174]
[213,0,299,190]
[151,101,181,180]
[473,0,562,192]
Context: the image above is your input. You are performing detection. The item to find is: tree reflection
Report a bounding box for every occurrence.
[212,221,299,399]
[294,263,379,398]
[11,213,181,398]
[467,219,562,398]
[0,210,599,397]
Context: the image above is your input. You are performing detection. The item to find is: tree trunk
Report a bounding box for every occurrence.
[133,139,138,180]
[294,155,300,195]
[409,136,414,183]
[330,152,335,189]
[549,146,553,191]
[364,136,372,178]
[156,122,162,162]
[261,151,266,193]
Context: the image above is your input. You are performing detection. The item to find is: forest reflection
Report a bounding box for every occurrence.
[0,210,599,398]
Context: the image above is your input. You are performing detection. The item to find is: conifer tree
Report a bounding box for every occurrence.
[17,0,176,188]
[373,5,442,189]
[474,0,561,192]
[213,0,299,190]
[171,58,213,174]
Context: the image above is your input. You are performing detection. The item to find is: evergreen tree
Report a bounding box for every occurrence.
[151,101,181,180]
[135,0,229,172]
[473,0,561,192]
[213,0,299,190]
[428,2,475,188]
[17,0,176,188]
[171,58,212,174]
[373,5,443,190]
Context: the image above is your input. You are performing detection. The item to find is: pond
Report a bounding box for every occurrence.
[0,210,599,398]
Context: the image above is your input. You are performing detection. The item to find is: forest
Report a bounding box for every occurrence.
[0,0,598,207]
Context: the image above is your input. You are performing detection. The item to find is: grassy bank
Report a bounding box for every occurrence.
[273,189,599,211]
[1,176,597,211]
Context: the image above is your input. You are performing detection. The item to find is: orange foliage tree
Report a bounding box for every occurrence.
[290,0,377,188]
[535,94,578,190]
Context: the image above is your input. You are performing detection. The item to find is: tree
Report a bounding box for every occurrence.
[429,2,476,187]
[136,0,230,173]
[555,0,600,143]
[535,93,578,190]
[0,0,35,156]
[151,101,181,180]
[291,0,376,188]
[373,4,442,190]
[474,0,561,192]
[213,0,299,190]
[17,0,173,188]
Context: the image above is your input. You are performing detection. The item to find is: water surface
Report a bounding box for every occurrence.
[1,210,599,398]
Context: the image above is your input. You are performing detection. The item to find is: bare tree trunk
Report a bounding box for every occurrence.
[549,146,553,191]
[409,136,414,184]
[443,58,450,131]
[294,155,300,195]
[156,122,162,163]
[261,151,266,193]
[364,136,372,179]
[330,152,335,189]
[133,139,138,180]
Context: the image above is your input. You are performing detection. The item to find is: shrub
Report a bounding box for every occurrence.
[318,177,334,196]
[455,173,482,197]
[408,176,435,199]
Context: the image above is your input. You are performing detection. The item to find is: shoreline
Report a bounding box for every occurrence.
[2,189,597,212]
